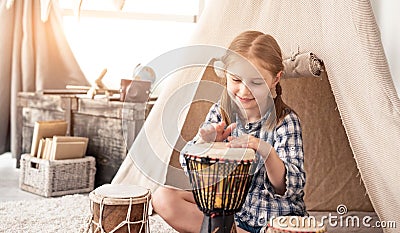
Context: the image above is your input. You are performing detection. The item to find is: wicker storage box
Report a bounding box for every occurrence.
[19,154,96,197]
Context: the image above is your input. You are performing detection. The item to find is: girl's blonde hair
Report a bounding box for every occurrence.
[220,31,292,125]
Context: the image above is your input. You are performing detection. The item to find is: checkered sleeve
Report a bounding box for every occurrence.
[179,103,222,173]
[272,112,306,199]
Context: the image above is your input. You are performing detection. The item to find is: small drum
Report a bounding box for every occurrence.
[266,216,327,233]
[89,184,151,233]
[183,142,256,233]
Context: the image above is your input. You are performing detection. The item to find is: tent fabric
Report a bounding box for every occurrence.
[113,66,207,191]
[0,0,89,155]
[112,0,400,229]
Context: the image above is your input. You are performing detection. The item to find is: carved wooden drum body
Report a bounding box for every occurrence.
[89,184,151,233]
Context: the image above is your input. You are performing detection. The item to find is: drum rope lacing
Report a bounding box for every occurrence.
[88,194,150,233]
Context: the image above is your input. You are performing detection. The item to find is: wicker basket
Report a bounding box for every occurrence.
[19,154,96,197]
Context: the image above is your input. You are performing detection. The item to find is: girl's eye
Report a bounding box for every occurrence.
[252,82,263,85]
[231,77,241,82]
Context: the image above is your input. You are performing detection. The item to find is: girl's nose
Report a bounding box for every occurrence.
[239,83,251,95]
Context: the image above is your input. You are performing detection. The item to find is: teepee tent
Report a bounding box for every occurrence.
[113,0,400,231]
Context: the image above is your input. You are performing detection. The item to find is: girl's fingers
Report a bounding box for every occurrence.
[199,128,211,137]
[222,123,237,139]
[215,122,226,133]
[228,141,248,148]
[199,128,205,134]
[199,125,217,142]
[199,121,245,142]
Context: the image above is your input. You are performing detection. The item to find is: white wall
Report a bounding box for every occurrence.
[370,0,400,97]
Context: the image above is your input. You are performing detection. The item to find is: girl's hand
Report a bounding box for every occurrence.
[227,134,272,160]
[199,122,236,142]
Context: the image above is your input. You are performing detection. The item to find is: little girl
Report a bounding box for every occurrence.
[152,31,307,233]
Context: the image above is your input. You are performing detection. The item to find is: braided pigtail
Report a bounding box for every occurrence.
[274,82,293,123]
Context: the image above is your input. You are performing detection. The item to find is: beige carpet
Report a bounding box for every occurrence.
[0,193,383,232]
[0,194,177,233]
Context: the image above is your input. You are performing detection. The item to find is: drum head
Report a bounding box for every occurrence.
[184,142,255,161]
[94,184,148,199]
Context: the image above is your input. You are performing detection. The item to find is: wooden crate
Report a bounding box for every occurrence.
[15,92,146,187]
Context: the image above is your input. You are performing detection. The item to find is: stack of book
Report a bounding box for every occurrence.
[30,120,89,160]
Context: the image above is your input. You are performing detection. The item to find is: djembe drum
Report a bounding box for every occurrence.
[89,184,151,233]
[266,216,327,233]
[183,142,256,233]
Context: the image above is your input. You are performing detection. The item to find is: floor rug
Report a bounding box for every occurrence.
[0,194,177,233]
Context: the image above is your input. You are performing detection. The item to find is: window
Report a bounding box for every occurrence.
[59,0,203,90]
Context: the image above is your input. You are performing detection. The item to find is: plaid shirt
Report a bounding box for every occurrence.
[180,102,307,228]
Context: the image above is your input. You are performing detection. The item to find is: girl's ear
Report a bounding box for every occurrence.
[273,71,283,86]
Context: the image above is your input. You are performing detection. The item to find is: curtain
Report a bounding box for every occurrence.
[0,0,89,155]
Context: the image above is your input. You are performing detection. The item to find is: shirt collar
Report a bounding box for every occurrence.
[238,109,274,132]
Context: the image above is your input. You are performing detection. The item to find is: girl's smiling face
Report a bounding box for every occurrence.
[226,58,279,121]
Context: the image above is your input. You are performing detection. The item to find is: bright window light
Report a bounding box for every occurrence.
[59,0,199,90]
